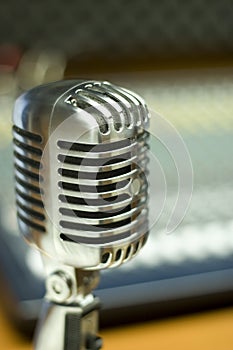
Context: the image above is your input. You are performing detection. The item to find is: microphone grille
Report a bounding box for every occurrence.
[13,125,46,236]
[57,132,149,268]
[13,80,150,269]
[64,81,149,133]
[51,81,150,268]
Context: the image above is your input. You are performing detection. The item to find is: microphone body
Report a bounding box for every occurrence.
[13,80,149,349]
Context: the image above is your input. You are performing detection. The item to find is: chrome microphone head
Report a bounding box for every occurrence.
[13,80,149,270]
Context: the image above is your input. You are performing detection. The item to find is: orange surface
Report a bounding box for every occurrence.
[1,306,233,350]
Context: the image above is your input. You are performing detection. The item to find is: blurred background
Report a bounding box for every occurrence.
[0,0,233,349]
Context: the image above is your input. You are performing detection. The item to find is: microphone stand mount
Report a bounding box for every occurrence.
[35,256,102,350]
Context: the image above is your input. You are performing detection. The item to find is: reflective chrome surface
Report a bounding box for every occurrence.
[13,80,150,270]
[34,298,100,350]
[13,80,149,349]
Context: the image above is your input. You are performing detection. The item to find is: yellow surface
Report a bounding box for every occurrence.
[1,306,233,350]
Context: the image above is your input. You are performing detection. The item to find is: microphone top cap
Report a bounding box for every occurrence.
[14,80,149,144]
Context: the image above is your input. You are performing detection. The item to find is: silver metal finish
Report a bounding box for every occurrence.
[46,271,73,303]
[13,80,149,349]
[34,298,101,350]
[13,80,149,270]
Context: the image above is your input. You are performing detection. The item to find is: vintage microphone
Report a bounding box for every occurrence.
[13,80,150,349]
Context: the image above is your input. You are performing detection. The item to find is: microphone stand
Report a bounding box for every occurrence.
[34,256,102,350]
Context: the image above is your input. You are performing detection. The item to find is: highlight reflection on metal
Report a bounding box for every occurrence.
[13,80,150,270]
